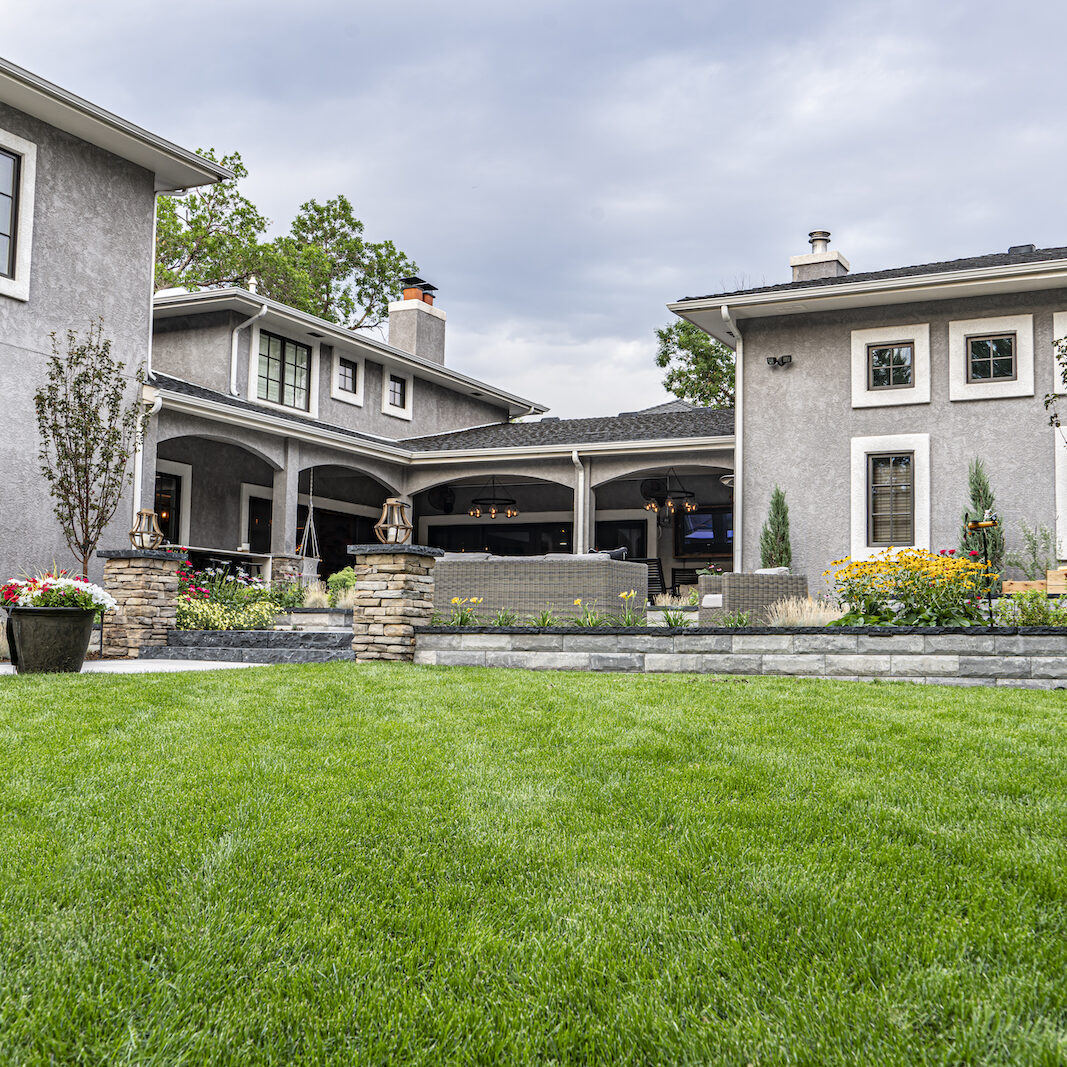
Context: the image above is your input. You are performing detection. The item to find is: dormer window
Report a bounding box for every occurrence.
[257,330,310,410]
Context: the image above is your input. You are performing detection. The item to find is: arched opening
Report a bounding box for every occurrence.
[297,465,393,577]
[413,474,576,555]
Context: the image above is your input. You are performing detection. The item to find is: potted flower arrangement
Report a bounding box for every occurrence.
[2,569,118,674]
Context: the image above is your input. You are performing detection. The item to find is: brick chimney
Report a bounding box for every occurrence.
[388,276,446,365]
[789,230,850,282]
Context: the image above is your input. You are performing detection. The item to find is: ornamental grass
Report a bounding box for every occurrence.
[825,547,994,626]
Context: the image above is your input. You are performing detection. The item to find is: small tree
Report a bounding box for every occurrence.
[34,322,148,577]
[958,458,1004,591]
[759,485,792,569]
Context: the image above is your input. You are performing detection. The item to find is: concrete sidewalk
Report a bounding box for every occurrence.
[0,659,259,675]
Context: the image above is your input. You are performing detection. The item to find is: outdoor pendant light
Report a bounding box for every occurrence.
[468,476,518,520]
[129,508,164,550]
[374,498,414,544]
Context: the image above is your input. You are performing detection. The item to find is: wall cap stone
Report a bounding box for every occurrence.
[99,549,184,561]
[348,544,444,558]
[415,624,1067,636]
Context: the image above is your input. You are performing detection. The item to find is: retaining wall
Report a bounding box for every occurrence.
[413,626,1067,689]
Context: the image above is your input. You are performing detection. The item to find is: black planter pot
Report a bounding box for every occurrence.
[6,607,96,674]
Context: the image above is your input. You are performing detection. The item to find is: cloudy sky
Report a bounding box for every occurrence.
[5,1,1067,416]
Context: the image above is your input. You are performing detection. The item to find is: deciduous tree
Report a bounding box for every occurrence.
[655,321,735,407]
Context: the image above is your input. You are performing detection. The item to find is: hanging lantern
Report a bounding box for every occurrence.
[129,508,164,550]
[374,498,414,544]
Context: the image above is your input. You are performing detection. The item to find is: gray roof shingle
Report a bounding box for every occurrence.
[401,407,734,451]
[681,244,1067,303]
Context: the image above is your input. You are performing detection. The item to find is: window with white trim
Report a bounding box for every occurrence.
[867,453,913,546]
[257,330,310,410]
[966,333,1016,383]
[0,128,37,302]
[850,324,930,408]
[338,357,358,393]
[381,368,413,420]
[948,315,1033,401]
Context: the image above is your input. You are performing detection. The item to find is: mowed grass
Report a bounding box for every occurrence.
[0,666,1065,1066]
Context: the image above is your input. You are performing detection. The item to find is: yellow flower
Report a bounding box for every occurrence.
[451,597,461,604]
[471,597,483,604]
[574,598,582,606]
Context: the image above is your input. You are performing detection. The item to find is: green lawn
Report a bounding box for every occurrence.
[0,665,1065,1066]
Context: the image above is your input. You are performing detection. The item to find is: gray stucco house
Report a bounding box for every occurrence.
[0,57,229,581]
[670,232,1067,585]
[145,281,735,586]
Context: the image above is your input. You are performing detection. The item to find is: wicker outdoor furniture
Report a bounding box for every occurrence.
[698,571,808,624]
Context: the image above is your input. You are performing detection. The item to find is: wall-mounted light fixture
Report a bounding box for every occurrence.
[766,354,794,368]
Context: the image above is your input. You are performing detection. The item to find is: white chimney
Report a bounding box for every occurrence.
[388,276,446,365]
[789,230,850,282]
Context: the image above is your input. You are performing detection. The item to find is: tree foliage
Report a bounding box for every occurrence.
[156,154,417,332]
[959,458,1004,591]
[655,321,735,407]
[34,322,148,578]
[759,485,792,570]
[155,150,267,291]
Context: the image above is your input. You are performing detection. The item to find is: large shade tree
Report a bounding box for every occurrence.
[655,320,735,408]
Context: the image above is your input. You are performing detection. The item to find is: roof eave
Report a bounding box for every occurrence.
[669,259,1067,345]
[0,56,232,191]
[407,435,736,462]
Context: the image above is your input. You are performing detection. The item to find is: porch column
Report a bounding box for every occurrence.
[271,442,299,556]
[571,454,591,554]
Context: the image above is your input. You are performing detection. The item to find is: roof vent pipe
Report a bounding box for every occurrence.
[808,230,831,254]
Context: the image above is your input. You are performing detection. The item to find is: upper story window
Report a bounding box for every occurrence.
[381,368,413,420]
[867,342,913,390]
[388,374,407,408]
[258,330,310,410]
[0,129,36,302]
[868,452,913,546]
[338,357,358,393]
[967,333,1016,383]
[0,149,20,279]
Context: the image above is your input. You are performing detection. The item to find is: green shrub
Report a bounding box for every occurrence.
[995,590,1067,627]
[177,599,279,631]
[326,567,358,605]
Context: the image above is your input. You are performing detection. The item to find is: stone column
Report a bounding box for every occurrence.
[270,554,303,587]
[347,544,443,661]
[98,549,184,658]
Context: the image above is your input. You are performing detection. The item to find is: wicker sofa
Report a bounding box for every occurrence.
[433,554,648,620]
[697,571,808,624]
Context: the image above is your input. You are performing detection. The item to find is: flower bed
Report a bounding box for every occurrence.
[175,562,297,630]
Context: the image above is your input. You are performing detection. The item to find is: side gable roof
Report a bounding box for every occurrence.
[0,56,231,191]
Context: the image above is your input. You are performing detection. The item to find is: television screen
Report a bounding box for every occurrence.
[676,506,733,557]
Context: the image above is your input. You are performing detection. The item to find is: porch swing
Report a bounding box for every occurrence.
[296,469,322,581]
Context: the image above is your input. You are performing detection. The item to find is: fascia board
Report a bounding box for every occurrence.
[0,57,232,191]
[159,391,412,463]
[669,259,1067,328]
[153,288,548,416]
[406,436,735,463]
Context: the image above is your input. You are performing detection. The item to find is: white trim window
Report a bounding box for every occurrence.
[248,325,320,418]
[330,350,364,407]
[0,128,37,302]
[948,314,1034,401]
[850,433,930,560]
[382,369,413,420]
[850,324,930,407]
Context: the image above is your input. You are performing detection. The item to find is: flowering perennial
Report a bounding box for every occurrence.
[824,547,993,626]
[1,570,117,613]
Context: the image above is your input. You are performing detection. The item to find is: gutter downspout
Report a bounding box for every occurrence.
[721,304,742,573]
[130,389,163,528]
[571,449,586,554]
[230,303,268,396]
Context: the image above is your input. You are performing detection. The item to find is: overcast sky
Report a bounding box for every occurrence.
[5,0,1067,417]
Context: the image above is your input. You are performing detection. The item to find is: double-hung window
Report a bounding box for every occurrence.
[966,333,1015,383]
[258,330,310,410]
[867,342,913,390]
[388,374,407,408]
[0,149,19,280]
[868,453,913,546]
[338,357,358,393]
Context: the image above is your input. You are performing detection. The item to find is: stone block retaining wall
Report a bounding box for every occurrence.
[413,627,1067,689]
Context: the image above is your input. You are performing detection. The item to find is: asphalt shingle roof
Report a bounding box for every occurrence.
[401,407,734,451]
[681,244,1067,303]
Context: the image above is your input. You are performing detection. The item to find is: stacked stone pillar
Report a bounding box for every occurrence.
[270,554,304,587]
[98,549,184,658]
[348,545,443,661]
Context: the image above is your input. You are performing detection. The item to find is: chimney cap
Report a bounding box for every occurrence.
[399,275,438,293]
[808,230,832,253]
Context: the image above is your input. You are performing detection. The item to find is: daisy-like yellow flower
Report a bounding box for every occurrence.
[574,598,582,606]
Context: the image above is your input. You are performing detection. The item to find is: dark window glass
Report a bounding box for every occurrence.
[594,520,647,559]
[867,343,913,389]
[426,522,572,555]
[257,331,311,410]
[0,148,19,279]
[388,374,407,408]
[868,453,913,546]
[153,473,182,544]
[247,495,272,554]
[674,505,733,558]
[338,357,358,393]
[967,334,1015,382]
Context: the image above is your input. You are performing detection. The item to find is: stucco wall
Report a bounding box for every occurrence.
[153,311,239,394]
[740,289,1065,589]
[0,103,155,582]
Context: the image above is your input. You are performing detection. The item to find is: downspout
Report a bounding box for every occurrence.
[130,389,163,529]
[230,303,268,396]
[571,449,586,554]
[721,304,742,573]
